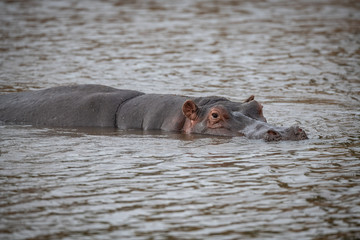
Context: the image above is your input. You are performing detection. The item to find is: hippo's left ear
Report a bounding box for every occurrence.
[182,100,198,120]
[244,95,255,102]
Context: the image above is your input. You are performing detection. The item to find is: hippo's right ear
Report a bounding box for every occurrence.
[244,95,255,102]
[182,100,198,120]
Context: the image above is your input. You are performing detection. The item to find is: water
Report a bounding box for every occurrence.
[0,0,359,239]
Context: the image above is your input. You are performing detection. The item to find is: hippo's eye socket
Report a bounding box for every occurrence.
[212,113,219,119]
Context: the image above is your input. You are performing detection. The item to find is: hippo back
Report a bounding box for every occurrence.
[0,85,143,127]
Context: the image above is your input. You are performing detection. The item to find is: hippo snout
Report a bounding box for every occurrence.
[291,126,308,140]
[264,129,282,142]
[292,126,308,141]
[264,126,308,141]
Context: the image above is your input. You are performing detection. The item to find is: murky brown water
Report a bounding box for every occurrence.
[1,0,359,239]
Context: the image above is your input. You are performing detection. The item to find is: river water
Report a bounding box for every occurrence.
[0,0,359,239]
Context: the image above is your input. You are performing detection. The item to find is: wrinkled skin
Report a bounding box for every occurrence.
[0,84,308,141]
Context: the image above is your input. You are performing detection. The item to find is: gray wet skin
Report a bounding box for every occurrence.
[0,84,308,141]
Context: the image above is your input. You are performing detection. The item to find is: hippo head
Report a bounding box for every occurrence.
[181,96,308,141]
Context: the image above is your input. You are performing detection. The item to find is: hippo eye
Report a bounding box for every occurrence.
[212,113,219,119]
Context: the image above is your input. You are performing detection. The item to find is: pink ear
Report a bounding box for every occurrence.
[244,95,255,102]
[182,100,198,120]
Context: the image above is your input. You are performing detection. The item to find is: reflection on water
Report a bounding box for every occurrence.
[0,0,359,239]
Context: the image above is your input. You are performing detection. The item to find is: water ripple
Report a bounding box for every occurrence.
[1,0,360,239]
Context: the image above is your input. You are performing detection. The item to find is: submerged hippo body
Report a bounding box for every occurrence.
[0,84,308,141]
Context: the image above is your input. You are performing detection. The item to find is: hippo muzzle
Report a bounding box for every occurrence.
[264,126,308,142]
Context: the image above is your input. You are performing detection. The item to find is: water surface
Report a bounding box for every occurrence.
[0,0,359,239]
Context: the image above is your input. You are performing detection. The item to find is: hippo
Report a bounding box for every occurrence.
[0,84,308,141]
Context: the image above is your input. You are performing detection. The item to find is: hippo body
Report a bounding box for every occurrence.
[117,94,187,131]
[0,84,308,141]
[0,85,143,127]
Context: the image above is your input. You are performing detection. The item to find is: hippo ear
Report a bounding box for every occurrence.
[182,100,198,120]
[244,95,255,102]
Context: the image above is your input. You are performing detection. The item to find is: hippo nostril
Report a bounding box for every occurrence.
[267,130,280,136]
[291,126,300,135]
[290,126,308,140]
[265,129,282,141]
